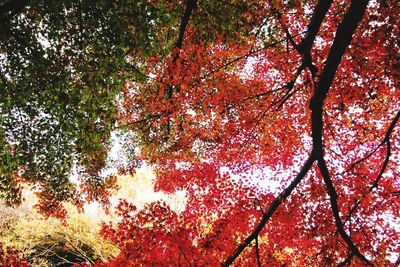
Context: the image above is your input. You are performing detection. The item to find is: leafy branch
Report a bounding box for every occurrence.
[223,0,371,265]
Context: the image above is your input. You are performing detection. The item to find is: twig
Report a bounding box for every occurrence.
[255,236,262,267]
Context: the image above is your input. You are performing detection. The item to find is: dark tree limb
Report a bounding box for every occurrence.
[272,0,335,105]
[223,0,370,265]
[310,0,371,264]
[284,0,334,76]
[338,109,400,177]
[175,0,196,50]
[179,245,193,267]
[318,159,371,265]
[222,155,315,266]
[255,236,262,267]
[168,0,197,84]
[310,0,370,158]
[395,253,400,267]
[383,109,400,143]
[298,0,333,53]
[164,0,196,135]
[344,109,400,224]
[338,145,382,176]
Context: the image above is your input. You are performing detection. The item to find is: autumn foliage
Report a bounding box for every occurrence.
[0,243,28,267]
[1,0,400,266]
[109,0,400,265]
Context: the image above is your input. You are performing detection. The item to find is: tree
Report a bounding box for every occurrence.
[105,0,400,265]
[0,0,188,216]
[1,0,400,265]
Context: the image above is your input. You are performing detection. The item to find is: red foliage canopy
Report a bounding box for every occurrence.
[102,0,399,265]
[0,243,28,267]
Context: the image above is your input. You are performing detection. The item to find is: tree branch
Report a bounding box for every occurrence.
[282,0,334,76]
[310,0,370,158]
[395,253,400,267]
[175,0,196,50]
[196,30,309,84]
[298,0,333,53]
[383,109,400,143]
[308,0,370,264]
[318,159,371,265]
[344,109,400,224]
[222,155,314,266]
[179,245,193,267]
[165,0,196,135]
[268,0,335,105]
[255,236,262,267]
[118,112,166,128]
[223,0,370,265]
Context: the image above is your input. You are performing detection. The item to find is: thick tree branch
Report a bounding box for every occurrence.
[168,0,197,77]
[222,155,314,266]
[165,0,196,134]
[309,0,370,264]
[223,0,370,265]
[273,0,333,54]
[283,0,334,76]
[298,0,333,53]
[270,0,334,106]
[175,0,196,50]
[310,0,369,158]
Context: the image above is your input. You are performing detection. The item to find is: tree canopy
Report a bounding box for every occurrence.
[1,0,400,265]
